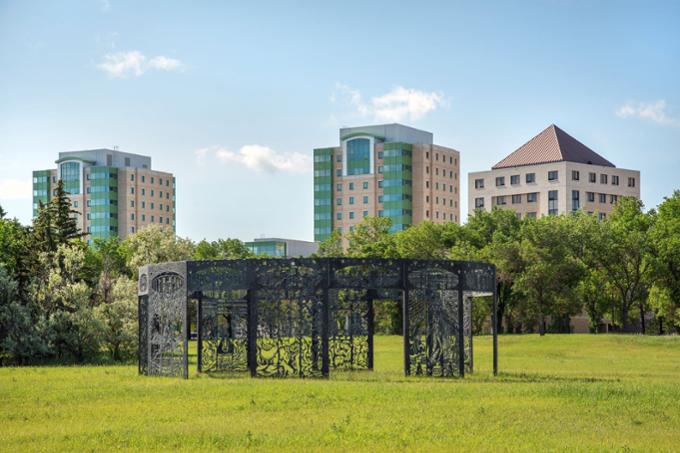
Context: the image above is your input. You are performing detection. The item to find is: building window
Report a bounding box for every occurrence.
[73,201,79,208]
[587,192,595,202]
[572,190,580,211]
[142,214,146,221]
[589,172,596,183]
[512,194,522,204]
[572,170,580,181]
[151,190,154,197]
[346,138,371,175]
[336,154,342,162]
[336,198,342,206]
[141,201,145,208]
[141,175,145,183]
[336,169,342,177]
[349,196,355,205]
[599,193,606,203]
[527,212,537,219]
[426,166,430,174]
[349,212,355,220]
[363,196,368,204]
[510,175,520,185]
[130,187,135,194]
[600,174,608,184]
[141,188,145,196]
[336,212,342,220]
[151,202,154,209]
[612,175,619,185]
[378,210,384,217]
[378,180,383,188]
[496,196,506,205]
[131,213,135,220]
[527,192,537,203]
[130,174,135,181]
[548,170,558,181]
[378,195,384,203]
[349,182,354,190]
[628,177,636,187]
[131,226,135,233]
[131,200,135,207]
[548,190,558,215]
[526,173,536,184]
[363,210,368,218]
[363,181,369,189]
[610,194,618,204]
[336,183,342,192]
[598,212,606,221]
[495,176,505,187]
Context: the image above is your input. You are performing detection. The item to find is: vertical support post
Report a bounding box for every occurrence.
[492,266,498,376]
[247,263,258,377]
[196,292,203,373]
[137,296,144,375]
[402,261,410,376]
[183,290,190,380]
[457,269,465,378]
[321,261,330,378]
[366,288,375,371]
[468,295,474,374]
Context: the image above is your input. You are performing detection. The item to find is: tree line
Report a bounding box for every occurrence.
[316,190,680,336]
[1,182,678,364]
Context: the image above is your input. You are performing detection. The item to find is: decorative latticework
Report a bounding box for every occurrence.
[139,258,497,379]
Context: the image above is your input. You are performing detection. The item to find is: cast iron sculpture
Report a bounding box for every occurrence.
[138,258,497,379]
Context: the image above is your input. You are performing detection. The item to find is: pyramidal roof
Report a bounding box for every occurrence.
[492,124,615,169]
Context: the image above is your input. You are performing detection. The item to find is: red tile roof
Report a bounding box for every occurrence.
[492,124,616,169]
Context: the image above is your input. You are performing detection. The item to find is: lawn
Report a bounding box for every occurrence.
[2,335,680,452]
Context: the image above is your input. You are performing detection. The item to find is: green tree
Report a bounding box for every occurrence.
[0,268,47,364]
[193,238,252,260]
[314,229,344,257]
[515,215,584,335]
[649,191,680,331]
[95,276,137,360]
[121,224,195,274]
[395,221,462,259]
[346,217,398,258]
[590,198,654,332]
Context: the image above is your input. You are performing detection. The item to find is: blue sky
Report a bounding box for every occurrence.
[1,0,679,242]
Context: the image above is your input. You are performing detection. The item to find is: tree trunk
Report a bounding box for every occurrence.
[639,300,646,335]
[621,304,633,333]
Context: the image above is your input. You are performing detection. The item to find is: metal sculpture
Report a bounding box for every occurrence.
[139,258,497,379]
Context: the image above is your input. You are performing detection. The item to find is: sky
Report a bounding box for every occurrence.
[0,0,679,242]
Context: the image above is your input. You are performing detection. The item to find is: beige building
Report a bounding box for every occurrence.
[313,124,460,242]
[468,124,640,220]
[33,149,175,243]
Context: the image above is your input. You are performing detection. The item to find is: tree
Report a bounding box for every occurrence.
[649,191,680,331]
[0,215,32,300]
[0,268,47,364]
[590,198,654,332]
[514,215,584,335]
[314,229,344,257]
[95,276,137,360]
[346,217,398,258]
[395,221,461,259]
[50,180,82,244]
[193,238,252,260]
[121,224,195,274]
[452,209,522,333]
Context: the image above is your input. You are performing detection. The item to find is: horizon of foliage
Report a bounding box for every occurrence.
[1,184,679,365]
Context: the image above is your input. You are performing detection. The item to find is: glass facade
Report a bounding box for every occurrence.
[313,148,333,241]
[32,170,51,217]
[246,241,287,257]
[346,138,371,175]
[382,142,413,232]
[86,166,119,240]
[60,161,81,194]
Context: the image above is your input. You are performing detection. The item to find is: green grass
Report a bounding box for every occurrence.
[2,335,680,452]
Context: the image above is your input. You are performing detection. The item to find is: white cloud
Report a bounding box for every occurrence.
[0,179,32,200]
[97,50,183,78]
[331,83,446,122]
[616,100,679,127]
[194,145,312,174]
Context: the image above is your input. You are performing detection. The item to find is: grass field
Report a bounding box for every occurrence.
[2,335,680,452]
